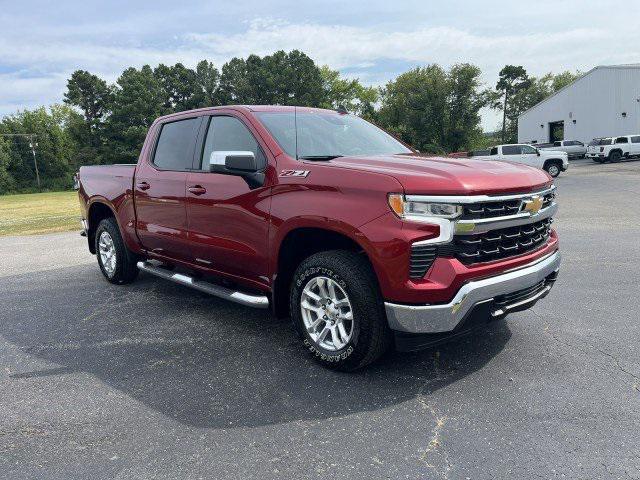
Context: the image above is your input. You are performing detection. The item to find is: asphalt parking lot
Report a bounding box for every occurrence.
[1,159,639,480]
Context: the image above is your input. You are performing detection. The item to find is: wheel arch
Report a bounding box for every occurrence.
[543,157,563,168]
[86,199,118,254]
[271,223,377,319]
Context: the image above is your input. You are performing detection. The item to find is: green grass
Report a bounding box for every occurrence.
[0,191,80,236]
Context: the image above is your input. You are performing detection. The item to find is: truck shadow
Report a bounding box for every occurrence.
[1,264,511,429]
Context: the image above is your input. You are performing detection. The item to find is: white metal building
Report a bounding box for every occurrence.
[518,64,640,144]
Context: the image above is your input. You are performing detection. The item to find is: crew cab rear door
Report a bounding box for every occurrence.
[185,113,271,286]
[134,116,201,262]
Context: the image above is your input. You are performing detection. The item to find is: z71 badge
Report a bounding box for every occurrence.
[280,170,310,178]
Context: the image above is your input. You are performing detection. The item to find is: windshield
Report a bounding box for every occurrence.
[255,111,412,159]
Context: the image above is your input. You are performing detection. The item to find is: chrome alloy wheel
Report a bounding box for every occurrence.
[98,231,117,277]
[300,276,354,351]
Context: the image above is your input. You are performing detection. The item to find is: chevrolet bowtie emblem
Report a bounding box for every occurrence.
[522,195,543,214]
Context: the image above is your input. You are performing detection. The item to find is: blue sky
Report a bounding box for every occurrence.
[1,0,638,130]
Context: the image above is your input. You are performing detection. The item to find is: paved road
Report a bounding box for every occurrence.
[1,160,639,479]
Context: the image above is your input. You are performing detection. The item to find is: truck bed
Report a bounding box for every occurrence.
[78,164,136,200]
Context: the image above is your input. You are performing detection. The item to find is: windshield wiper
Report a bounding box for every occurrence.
[298,155,343,161]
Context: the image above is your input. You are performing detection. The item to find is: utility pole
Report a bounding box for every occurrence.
[0,133,41,190]
[29,134,41,190]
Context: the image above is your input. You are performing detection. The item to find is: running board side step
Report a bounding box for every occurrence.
[136,261,269,309]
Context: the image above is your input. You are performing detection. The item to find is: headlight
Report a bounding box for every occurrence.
[388,194,462,220]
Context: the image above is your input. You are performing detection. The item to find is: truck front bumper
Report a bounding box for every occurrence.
[385,251,560,335]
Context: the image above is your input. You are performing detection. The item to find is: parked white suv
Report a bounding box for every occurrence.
[475,144,568,177]
[588,135,640,163]
[538,140,586,159]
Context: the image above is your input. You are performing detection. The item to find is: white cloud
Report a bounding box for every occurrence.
[1,9,639,131]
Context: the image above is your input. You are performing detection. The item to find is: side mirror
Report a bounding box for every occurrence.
[208,151,264,189]
[209,151,258,173]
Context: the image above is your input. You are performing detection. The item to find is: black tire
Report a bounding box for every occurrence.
[95,217,139,284]
[592,157,604,163]
[289,250,392,371]
[544,160,562,177]
[609,150,622,163]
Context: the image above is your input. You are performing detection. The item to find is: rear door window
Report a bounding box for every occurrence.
[630,136,640,143]
[502,145,522,155]
[153,118,199,170]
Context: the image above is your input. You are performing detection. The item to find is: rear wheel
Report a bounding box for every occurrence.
[95,217,139,284]
[609,150,622,163]
[289,250,391,371]
[544,161,561,177]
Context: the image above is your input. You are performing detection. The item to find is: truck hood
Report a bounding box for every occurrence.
[326,154,552,195]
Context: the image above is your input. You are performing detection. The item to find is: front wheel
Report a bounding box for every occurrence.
[545,162,561,177]
[95,217,139,284]
[289,250,392,371]
[609,151,622,163]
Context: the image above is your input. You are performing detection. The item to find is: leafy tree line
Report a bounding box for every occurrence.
[0,49,580,194]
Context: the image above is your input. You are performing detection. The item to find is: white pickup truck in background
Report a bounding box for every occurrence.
[473,144,569,177]
[587,135,640,163]
[537,140,586,159]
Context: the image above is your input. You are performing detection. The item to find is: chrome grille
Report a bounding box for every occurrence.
[453,218,552,264]
[461,189,556,220]
[542,190,555,209]
[461,200,521,220]
[407,187,557,278]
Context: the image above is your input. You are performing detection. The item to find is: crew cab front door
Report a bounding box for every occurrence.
[134,116,200,262]
[185,114,271,287]
[630,136,640,156]
[518,144,542,167]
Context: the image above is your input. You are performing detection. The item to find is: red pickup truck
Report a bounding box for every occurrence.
[77,105,560,370]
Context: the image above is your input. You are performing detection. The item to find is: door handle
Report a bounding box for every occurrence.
[188,185,207,195]
[136,181,150,191]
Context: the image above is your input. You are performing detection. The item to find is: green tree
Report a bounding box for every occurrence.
[0,138,16,194]
[446,64,491,152]
[377,65,449,151]
[64,70,113,165]
[0,105,76,191]
[377,64,489,153]
[319,66,378,117]
[219,50,325,106]
[495,65,531,142]
[105,65,165,163]
[64,70,113,131]
[195,60,221,107]
[154,63,202,112]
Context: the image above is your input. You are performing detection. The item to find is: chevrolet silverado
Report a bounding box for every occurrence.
[77,106,561,370]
